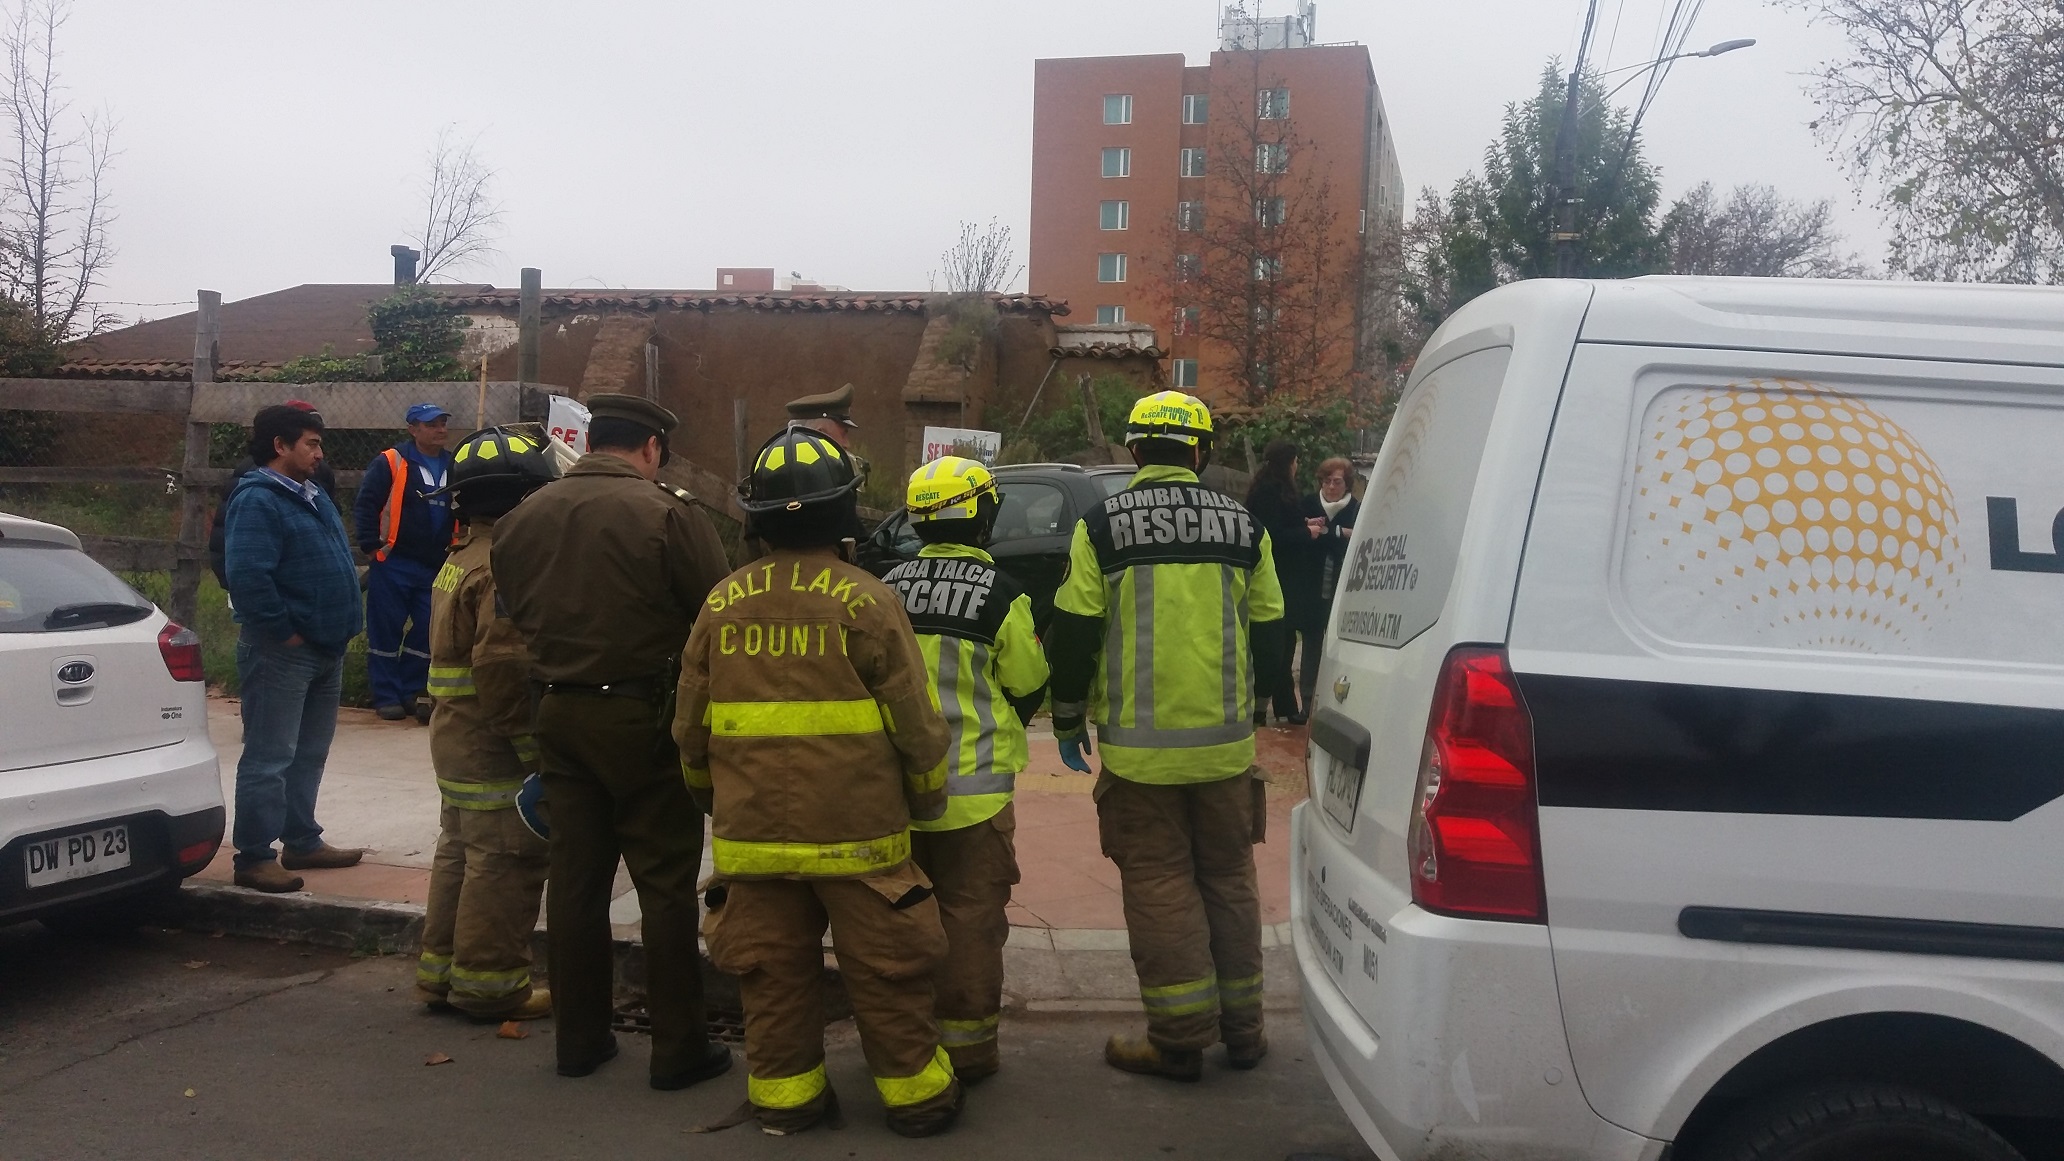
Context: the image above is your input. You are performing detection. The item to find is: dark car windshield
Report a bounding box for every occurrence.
[0,540,154,633]
[991,481,1070,543]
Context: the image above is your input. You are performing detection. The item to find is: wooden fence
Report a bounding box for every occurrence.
[0,291,566,629]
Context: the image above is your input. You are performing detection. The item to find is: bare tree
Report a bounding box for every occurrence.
[1146,48,1361,404]
[937,218,1023,293]
[1661,182,1867,278]
[0,0,113,342]
[410,126,504,282]
[1780,0,2064,283]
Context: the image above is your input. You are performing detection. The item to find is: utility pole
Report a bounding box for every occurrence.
[1551,0,1601,278]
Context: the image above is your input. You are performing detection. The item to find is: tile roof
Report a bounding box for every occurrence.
[53,358,282,381]
[1050,341,1167,359]
[435,289,1070,316]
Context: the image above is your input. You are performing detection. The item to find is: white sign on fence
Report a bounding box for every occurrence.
[547,395,590,453]
[920,426,1002,467]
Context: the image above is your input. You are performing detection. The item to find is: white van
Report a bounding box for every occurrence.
[1293,278,2064,1161]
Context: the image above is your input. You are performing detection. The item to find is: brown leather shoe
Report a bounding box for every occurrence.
[280,843,364,870]
[1104,1033,1202,1081]
[233,862,304,893]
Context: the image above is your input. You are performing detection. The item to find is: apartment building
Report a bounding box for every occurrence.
[1029,6,1404,402]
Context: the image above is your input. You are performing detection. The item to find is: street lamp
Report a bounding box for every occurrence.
[1551,37,1758,276]
[1600,38,1757,100]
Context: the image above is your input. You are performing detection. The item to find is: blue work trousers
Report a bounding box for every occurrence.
[365,555,434,709]
[233,634,343,869]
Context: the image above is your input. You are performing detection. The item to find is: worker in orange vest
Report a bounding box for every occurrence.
[352,402,457,722]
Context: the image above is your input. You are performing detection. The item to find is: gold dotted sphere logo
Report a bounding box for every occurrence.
[1633,380,1962,652]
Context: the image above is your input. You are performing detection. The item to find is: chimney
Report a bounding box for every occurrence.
[391,245,421,286]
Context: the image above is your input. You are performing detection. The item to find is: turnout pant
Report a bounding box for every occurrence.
[364,556,434,710]
[1096,769,1265,1053]
[702,868,959,1124]
[535,693,709,1077]
[909,804,1019,1073]
[418,803,550,1017]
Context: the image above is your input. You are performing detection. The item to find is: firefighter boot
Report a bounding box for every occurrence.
[758,1086,840,1136]
[885,1079,966,1138]
[1104,1033,1203,1082]
[1225,1030,1269,1070]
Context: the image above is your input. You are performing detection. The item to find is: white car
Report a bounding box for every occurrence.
[1295,278,2064,1161]
[0,511,224,934]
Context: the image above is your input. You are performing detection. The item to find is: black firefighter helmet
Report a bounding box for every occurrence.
[445,425,562,518]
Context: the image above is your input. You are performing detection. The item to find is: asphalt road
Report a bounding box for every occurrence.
[0,922,1373,1161]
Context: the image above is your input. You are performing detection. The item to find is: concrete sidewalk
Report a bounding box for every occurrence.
[194,696,1315,1005]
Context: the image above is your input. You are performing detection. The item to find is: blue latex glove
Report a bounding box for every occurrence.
[1058,732,1094,774]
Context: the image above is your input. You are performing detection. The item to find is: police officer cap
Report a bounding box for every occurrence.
[586,392,678,435]
[785,382,857,428]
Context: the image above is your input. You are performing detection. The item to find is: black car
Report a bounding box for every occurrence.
[859,463,1135,631]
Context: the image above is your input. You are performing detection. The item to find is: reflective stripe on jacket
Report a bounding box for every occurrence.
[883,543,1049,832]
[1051,464,1285,784]
[674,550,952,878]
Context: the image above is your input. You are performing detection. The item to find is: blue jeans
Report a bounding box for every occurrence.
[364,555,434,709]
[233,633,344,869]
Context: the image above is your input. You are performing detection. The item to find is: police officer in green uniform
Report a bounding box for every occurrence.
[490,393,735,1089]
[786,383,859,450]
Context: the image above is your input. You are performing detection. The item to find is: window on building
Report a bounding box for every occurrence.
[1098,253,1128,283]
[1182,93,1209,124]
[1103,93,1133,125]
[1252,301,1281,328]
[1255,143,1288,173]
[1099,200,1130,230]
[1172,306,1200,336]
[1096,305,1126,324]
[1101,147,1131,178]
[1175,253,1200,281]
[1177,201,1204,232]
[1179,148,1207,178]
[1255,196,1286,227]
[1174,359,1199,388]
[1359,208,1368,236]
[1253,254,1282,281]
[1252,360,1275,390]
[1257,87,1290,120]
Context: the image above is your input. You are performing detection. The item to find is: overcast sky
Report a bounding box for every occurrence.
[65,0,1879,321]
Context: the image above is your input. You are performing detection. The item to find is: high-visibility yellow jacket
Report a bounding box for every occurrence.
[673,548,952,878]
[1048,464,1285,785]
[426,518,539,809]
[882,543,1050,831]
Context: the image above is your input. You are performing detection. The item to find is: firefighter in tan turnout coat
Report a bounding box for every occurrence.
[415,426,557,1020]
[675,424,962,1138]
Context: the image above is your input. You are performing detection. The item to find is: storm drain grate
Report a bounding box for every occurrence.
[612,1001,747,1044]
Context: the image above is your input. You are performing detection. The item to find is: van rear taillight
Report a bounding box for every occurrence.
[1407,646,1545,922]
[158,622,205,682]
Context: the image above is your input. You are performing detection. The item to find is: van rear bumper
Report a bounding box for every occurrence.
[1291,802,1661,1161]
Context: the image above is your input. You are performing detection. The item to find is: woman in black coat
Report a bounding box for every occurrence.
[1246,439,1319,724]
[1297,456,1360,716]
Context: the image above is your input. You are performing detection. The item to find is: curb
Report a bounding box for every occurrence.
[173,882,1303,1011]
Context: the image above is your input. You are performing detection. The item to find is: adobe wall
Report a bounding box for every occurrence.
[472,303,1063,488]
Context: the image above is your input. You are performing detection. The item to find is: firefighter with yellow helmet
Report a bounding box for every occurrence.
[415,426,559,1021]
[1046,391,1286,1081]
[675,423,962,1137]
[882,456,1050,1081]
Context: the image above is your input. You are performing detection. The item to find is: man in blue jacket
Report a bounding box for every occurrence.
[224,405,368,893]
[353,402,456,721]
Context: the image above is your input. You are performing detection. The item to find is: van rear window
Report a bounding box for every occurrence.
[1335,346,1512,648]
[0,541,154,633]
